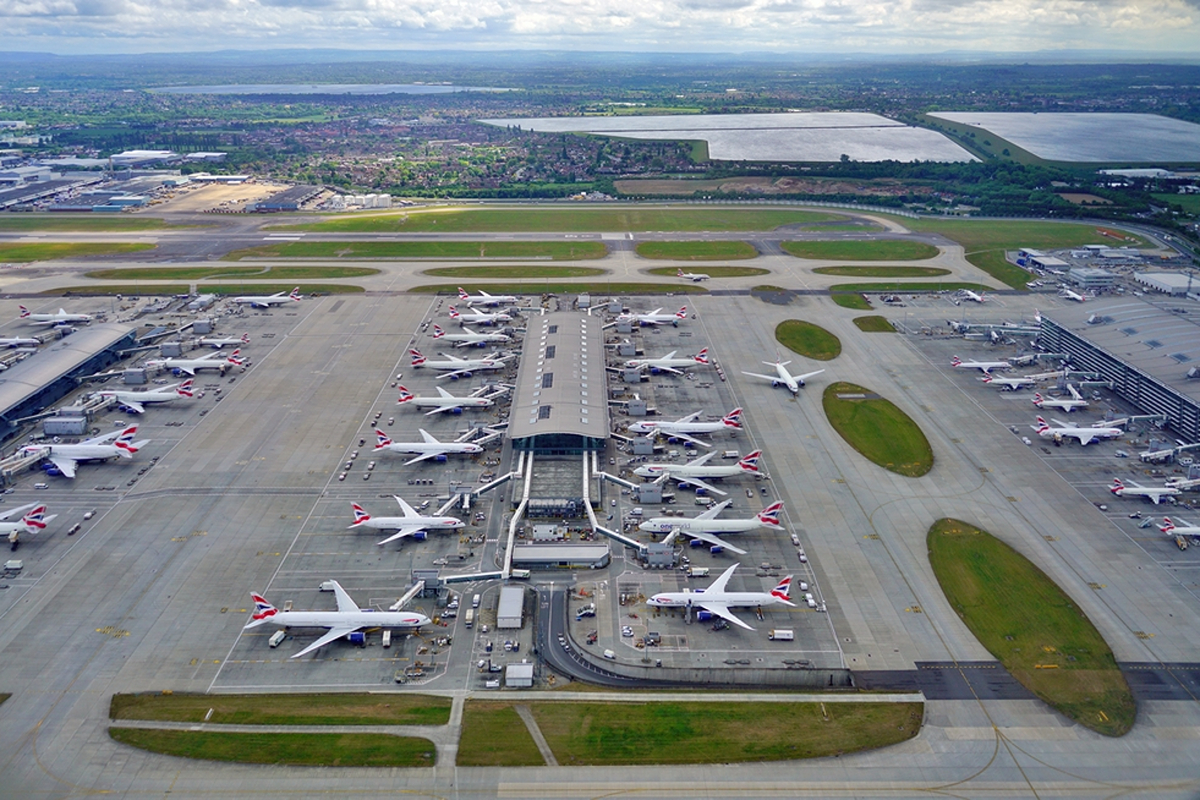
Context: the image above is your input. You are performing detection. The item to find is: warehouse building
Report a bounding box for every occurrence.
[255,184,322,212]
[510,544,611,570]
[1134,272,1198,297]
[1067,267,1116,290]
[497,585,525,629]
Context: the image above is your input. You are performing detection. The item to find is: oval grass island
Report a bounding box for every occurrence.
[927,519,1135,737]
[775,319,841,361]
[822,382,933,477]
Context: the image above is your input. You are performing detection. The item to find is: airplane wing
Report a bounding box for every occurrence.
[376,525,425,546]
[435,386,457,399]
[660,429,712,448]
[1068,384,1082,400]
[419,429,440,444]
[1075,431,1097,445]
[1149,494,1164,505]
[436,368,474,380]
[122,400,146,414]
[696,602,755,630]
[394,496,419,517]
[679,530,747,555]
[329,581,358,613]
[423,404,456,417]
[403,451,442,466]
[653,365,686,376]
[695,500,732,520]
[83,429,125,445]
[741,370,777,383]
[48,454,78,478]
[290,626,359,659]
[0,502,39,522]
[707,563,740,593]
[175,365,198,376]
[686,450,718,466]
[669,474,727,496]
[794,369,826,383]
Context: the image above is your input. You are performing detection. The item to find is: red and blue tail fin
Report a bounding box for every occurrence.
[951,356,962,366]
[722,407,743,429]
[675,306,688,319]
[18,305,30,318]
[114,425,139,452]
[288,287,301,301]
[770,575,793,601]
[738,450,762,473]
[458,287,470,300]
[757,501,783,526]
[177,379,194,397]
[250,593,278,621]
[448,305,460,319]
[350,503,371,526]
[397,386,415,404]
[432,324,445,339]
[694,348,709,365]
[374,429,392,448]
[1161,516,1176,532]
[241,333,250,343]
[22,505,49,530]
[227,348,244,366]
[409,349,426,366]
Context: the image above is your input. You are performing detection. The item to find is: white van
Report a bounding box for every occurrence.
[603,649,616,660]
[268,630,287,648]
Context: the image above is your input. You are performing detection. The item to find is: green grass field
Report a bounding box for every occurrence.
[410,282,706,296]
[279,207,842,234]
[456,703,546,766]
[927,519,1135,737]
[110,692,452,726]
[635,241,758,260]
[108,728,436,767]
[852,315,896,332]
[831,293,873,310]
[0,243,155,262]
[225,240,607,261]
[829,282,988,293]
[422,266,606,278]
[813,266,951,278]
[781,240,940,261]
[86,266,379,281]
[0,215,171,232]
[1153,193,1200,214]
[775,319,842,361]
[647,266,770,278]
[48,283,363,297]
[822,382,933,477]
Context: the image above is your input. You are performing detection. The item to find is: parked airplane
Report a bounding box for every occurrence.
[448,305,511,326]
[348,497,465,545]
[458,287,517,307]
[245,580,430,659]
[958,289,987,303]
[431,324,511,348]
[677,268,710,282]
[625,348,709,376]
[231,287,301,308]
[0,336,41,348]
[741,359,824,394]
[609,307,688,328]
[373,428,484,465]
[1033,416,1122,446]
[1059,287,1087,303]
[0,503,56,549]
[1032,385,1089,412]
[409,348,514,380]
[1110,478,1181,505]
[95,380,193,414]
[633,450,762,496]
[1160,517,1200,537]
[20,425,150,478]
[951,355,1012,373]
[647,564,794,630]
[627,407,742,448]
[19,306,91,326]
[396,384,502,416]
[639,500,783,555]
[198,333,250,349]
[145,349,242,376]
[981,370,1064,390]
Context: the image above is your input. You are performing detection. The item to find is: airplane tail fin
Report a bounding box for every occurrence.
[22,505,50,530]
[1110,478,1125,493]
[770,575,793,601]
[694,348,709,365]
[432,324,445,339]
[289,287,301,300]
[738,450,762,473]
[248,592,278,624]
[722,407,743,429]
[458,287,470,300]
[1033,392,1043,405]
[1035,416,1049,433]
[448,305,460,319]
[951,356,962,366]
[397,386,415,404]
[677,268,685,277]
[981,375,992,383]
[675,306,688,319]
[374,429,392,448]
[757,501,783,526]
[227,348,244,366]
[177,379,194,397]
[114,425,140,453]
[350,503,371,527]
[1161,517,1175,532]
[18,305,30,318]
[241,333,251,343]
[409,348,426,366]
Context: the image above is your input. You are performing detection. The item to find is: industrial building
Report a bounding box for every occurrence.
[1134,272,1199,297]
[496,586,525,629]
[1067,267,1116,290]
[510,544,611,570]
[255,185,322,212]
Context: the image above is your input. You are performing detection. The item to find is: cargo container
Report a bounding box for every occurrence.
[768,629,794,641]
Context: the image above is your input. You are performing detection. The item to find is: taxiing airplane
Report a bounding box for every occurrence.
[1109,478,1181,505]
[19,306,91,326]
[20,425,150,478]
[349,497,465,545]
[231,287,301,308]
[409,348,514,380]
[0,503,56,548]
[1033,416,1122,446]
[1032,385,1088,412]
[198,333,250,349]
[677,268,710,282]
[639,500,783,555]
[0,336,41,348]
[609,307,688,328]
[627,407,742,448]
[633,450,762,496]
[625,348,709,376]
[1059,287,1087,303]
[647,564,794,630]
[96,380,193,414]
[741,359,824,395]
[448,305,511,326]
[431,324,511,348]
[959,289,988,303]
[396,384,503,416]
[951,355,1012,373]
[374,428,483,465]
[145,349,242,376]
[245,580,430,659]
[1160,517,1200,537]
[458,287,517,307]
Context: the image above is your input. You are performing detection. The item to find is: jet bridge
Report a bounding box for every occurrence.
[584,451,646,553]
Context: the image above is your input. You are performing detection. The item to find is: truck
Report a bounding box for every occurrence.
[472,593,482,608]
[464,608,475,628]
[268,630,287,648]
[686,566,710,577]
[382,630,392,648]
[510,568,531,579]
[768,629,794,641]
[722,450,740,459]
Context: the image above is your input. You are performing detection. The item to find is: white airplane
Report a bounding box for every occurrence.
[373,428,484,465]
[231,287,301,308]
[0,503,56,549]
[959,289,987,303]
[1033,416,1122,446]
[20,425,150,478]
[625,348,709,376]
[639,500,783,555]
[145,349,242,376]
[647,564,794,631]
[677,268,710,282]
[950,355,1012,373]
[633,450,762,496]
[432,323,511,348]
[96,379,193,414]
[1160,517,1200,537]
[198,333,250,349]
[409,348,514,380]
[448,305,511,326]
[0,336,41,348]
[396,384,502,416]
[980,369,1064,390]
[348,497,465,545]
[19,306,91,326]
[610,306,689,328]
[245,580,430,659]
[458,287,517,307]
[741,359,824,395]
[1109,478,1181,505]
[628,407,743,448]
[1032,385,1088,412]
[1059,287,1087,303]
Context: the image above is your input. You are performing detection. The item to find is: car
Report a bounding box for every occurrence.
[746,488,754,498]
[621,626,633,637]
[83,510,95,520]
[338,473,347,481]
[34,483,48,490]
[367,461,376,471]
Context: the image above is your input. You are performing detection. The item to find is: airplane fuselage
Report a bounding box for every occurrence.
[634,463,745,480]
[146,357,227,373]
[257,609,429,630]
[638,516,771,535]
[628,420,727,436]
[350,516,464,532]
[648,590,786,609]
[377,442,482,457]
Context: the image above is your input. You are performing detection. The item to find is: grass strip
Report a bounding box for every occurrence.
[224,240,606,261]
[813,266,950,278]
[108,728,436,767]
[927,518,1135,737]
[422,266,606,278]
[822,381,933,477]
[410,282,706,296]
[46,283,364,296]
[781,240,939,261]
[831,293,873,310]
[86,266,379,281]
[0,243,154,262]
[853,315,896,332]
[829,282,989,293]
[647,266,770,278]
[0,216,171,232]
[776,319,841,361]
[635,241,757,260]
[456,703,546,766]
[110,692,451,726]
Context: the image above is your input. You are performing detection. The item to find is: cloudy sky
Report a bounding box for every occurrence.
[2,0,1198,55]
